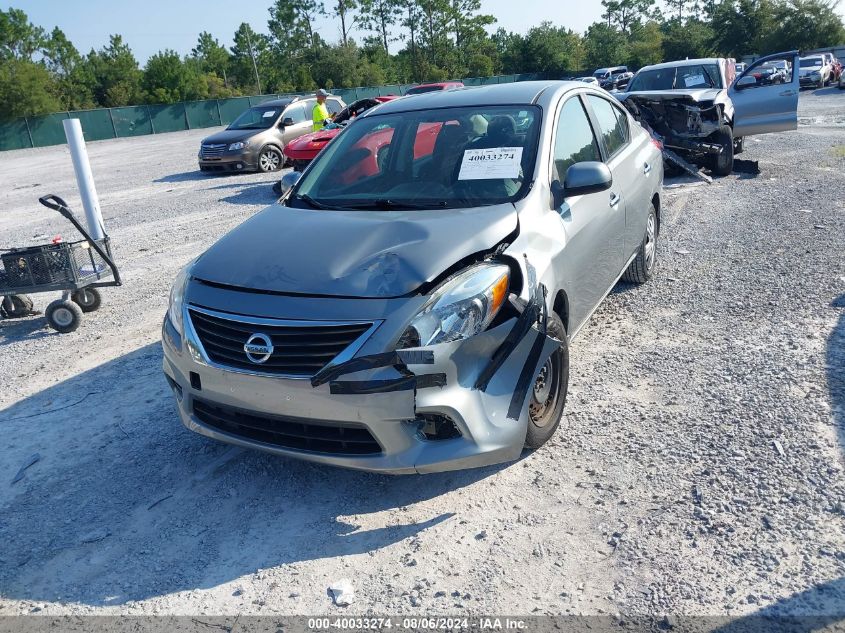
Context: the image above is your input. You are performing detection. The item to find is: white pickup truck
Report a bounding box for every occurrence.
[617,51,800,176]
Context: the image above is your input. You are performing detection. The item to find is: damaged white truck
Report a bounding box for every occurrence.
[617,51,800,176]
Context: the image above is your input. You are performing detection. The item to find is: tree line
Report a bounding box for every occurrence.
[1,0,843,121]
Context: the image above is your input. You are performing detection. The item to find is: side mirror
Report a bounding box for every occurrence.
[562,162,613,198]
[281,117,295,127]
[279,171,301,196]
[735,75,757,89]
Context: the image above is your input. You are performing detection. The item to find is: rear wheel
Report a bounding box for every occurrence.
[72,288,102,313]
[525,312,569,449]
[258,146,283,172]
[710,124,734,176]
[3,294,34,318]
[623,203,658,284]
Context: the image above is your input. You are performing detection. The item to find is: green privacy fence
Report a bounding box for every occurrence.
[0,72,548,152]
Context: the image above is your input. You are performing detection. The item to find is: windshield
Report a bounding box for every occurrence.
[289,105,541,210]
[800,58,823,68]
[228,105,284,130]
[628,63,722,91]
[333,99,381,126]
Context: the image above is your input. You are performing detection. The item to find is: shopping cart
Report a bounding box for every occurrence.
[0,195,121,333]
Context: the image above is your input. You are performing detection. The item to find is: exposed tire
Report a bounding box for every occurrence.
[710,124,734,176]
[45,299,82,333]
[71,288,102,313]
[623,202,658,284]
[4,294,34,318]
[525,312,569,449]
[258,146,283,173]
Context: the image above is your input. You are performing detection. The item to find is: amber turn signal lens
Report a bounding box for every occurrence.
[490,273,509,316]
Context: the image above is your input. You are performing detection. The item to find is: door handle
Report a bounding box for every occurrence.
[643,162,652,175]
[779,90,796,96]
[609,192,621,207]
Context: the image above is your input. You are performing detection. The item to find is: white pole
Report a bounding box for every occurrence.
[62,118,105,241]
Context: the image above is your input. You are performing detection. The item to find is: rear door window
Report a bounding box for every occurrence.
[327,98,343,115]
[586,95,629,160]
[552,97,601,180]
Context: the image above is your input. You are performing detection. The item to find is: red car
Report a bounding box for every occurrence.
[283,96,397,171]
[405,81,464,95]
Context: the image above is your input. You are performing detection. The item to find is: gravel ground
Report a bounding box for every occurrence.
[0,88,843,619]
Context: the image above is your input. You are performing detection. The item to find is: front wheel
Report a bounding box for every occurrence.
[710,124,734,176]
[623,203,658,284]
[525,312,569,449]
[45,299,83,333]
[258,146,283,172]
[72,288,102,313]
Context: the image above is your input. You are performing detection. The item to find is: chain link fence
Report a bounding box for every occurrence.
[0,73,549,152]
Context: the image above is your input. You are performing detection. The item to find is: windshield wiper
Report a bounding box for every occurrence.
[343,199,449,210]
[291,193,341,210]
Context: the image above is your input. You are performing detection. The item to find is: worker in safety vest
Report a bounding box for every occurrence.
[312,89,332,131]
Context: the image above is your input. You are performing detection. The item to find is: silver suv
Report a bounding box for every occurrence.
[198,96,344,173]
[165,81,664,473]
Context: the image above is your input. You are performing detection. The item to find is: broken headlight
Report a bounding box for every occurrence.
[396,263,509,349]
[167,260,194,334]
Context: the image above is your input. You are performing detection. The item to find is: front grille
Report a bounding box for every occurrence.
[193,399,382,455]
[188,308,372,377]
[200,143,227,158]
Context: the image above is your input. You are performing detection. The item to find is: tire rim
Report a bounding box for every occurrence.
[529,353,560,427]
[53,307,74,328]
[645,212,656,271]
[77,290,94,307]
[260,150,281,171]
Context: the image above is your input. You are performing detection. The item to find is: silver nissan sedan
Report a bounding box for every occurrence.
[162,81,664,474]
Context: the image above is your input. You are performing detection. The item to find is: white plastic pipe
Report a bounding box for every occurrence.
[62,118,105,241]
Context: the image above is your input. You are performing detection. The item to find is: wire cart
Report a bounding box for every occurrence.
[0,195,121,333]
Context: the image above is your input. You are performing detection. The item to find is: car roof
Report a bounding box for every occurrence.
[638,58,722,72]
[800,55,824,60]
[367,81,575,115]
[256,97,300,107]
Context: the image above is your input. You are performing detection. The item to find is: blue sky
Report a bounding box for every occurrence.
[2,0,607,63]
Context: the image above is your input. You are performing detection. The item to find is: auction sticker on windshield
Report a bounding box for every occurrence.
[684,74,706,87]
[458,147,523,180]
[262,110,277,118]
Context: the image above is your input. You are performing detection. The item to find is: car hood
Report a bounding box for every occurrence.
[286,128,340,151]
[202,129,260,144]
[620,88,724,103]
[190,203,518,298]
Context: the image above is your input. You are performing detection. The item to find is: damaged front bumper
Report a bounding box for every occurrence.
[620,93,728,166]
[161,279,558,474]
